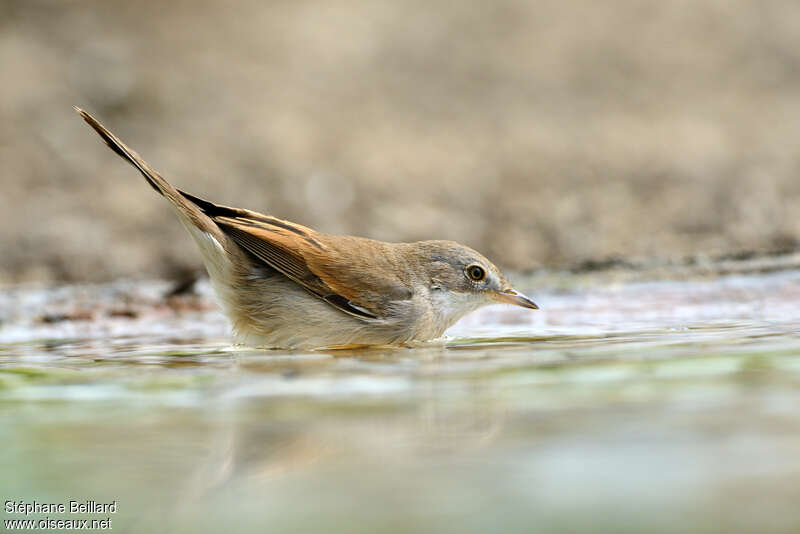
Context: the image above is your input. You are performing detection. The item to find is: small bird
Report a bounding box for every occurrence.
[75,107,537,349]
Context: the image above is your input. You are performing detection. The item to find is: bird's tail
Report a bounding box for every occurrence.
[74,106,219,237]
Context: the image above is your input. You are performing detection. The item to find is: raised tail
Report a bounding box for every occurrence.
[74,106,220,237]
[74,106,169,196]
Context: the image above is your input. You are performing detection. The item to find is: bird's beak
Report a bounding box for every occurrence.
[492,288,539,309]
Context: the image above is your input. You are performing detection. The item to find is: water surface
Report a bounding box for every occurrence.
[2,269,800,533]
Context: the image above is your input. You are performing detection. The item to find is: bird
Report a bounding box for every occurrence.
[75,107,538,349]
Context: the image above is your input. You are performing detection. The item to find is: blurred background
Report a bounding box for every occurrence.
[2,0,800,283]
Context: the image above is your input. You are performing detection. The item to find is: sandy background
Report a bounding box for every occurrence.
[2,0,800,283]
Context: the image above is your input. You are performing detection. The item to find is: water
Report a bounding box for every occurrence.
[2,269,800,533]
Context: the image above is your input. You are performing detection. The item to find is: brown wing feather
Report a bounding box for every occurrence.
[179,191,412,320]
[217,220,328,292]
[303,236,414,306]
[211,214,383,320]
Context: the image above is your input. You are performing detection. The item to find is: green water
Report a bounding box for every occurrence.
[2,270,800,533]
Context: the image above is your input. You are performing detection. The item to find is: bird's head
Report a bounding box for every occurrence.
[411,241,538,329]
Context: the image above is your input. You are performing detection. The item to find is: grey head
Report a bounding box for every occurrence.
[405,240,538,331]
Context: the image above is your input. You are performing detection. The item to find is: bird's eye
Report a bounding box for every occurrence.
[466,265,486,282]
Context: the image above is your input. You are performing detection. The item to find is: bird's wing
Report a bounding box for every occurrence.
[180,191,406,320]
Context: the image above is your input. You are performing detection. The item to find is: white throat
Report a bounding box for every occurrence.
[429,290,487,332]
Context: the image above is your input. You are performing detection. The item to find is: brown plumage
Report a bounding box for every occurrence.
[75,107,537,349]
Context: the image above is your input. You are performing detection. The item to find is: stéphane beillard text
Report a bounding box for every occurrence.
[5,500,118,516]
